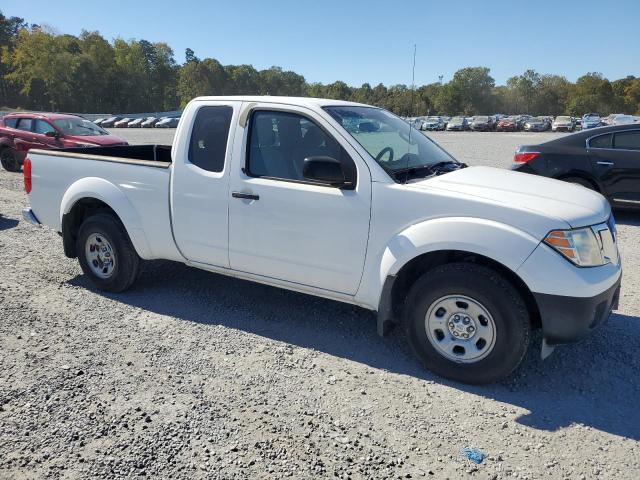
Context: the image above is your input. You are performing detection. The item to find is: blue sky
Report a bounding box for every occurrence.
[6,0,639,86]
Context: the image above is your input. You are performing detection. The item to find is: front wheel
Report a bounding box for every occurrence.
[404,263,530,384]
[76,213,140,292]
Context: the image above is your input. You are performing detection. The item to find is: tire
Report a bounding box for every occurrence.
[0,147,21,172]
[404,263,530,384]
[563,176,596,191]
[76,213,140,292]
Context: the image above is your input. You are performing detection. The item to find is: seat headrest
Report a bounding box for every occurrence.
[254,116,276,147]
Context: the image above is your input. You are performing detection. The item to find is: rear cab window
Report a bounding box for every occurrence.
[188,106,233,173]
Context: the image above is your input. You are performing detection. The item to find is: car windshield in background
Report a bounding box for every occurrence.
[450,117,464,124]
[556,116,570,122]
[323,106,457,181]
[474,116,488,122]
[53,118,108,136]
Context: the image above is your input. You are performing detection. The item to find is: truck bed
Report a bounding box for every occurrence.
[27,145,180,261]
[52,144,172,166]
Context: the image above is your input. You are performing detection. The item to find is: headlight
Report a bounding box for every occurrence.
[544,225,617,267]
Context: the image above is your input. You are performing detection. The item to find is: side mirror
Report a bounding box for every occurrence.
[303,156,353,189]
[45,131,60,138]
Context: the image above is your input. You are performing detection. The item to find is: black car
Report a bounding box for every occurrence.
[469,115,494,131]
[512,124,640,208]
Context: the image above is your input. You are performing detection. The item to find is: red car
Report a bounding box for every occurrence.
[0,112,128,172]
[496,117,519,132]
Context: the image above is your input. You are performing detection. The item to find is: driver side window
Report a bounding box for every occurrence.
[246,110,355,185]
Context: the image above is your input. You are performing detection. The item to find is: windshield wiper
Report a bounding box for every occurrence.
[393,160,464,182]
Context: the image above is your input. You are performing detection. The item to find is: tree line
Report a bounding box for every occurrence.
[1,11,639,116]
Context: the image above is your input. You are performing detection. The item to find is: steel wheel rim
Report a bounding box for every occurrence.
[425,294,497,363]
[85,232,116,279]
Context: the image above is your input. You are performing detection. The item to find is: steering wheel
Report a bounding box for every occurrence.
[376,147,394,163]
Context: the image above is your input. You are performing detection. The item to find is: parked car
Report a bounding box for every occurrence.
[582,113,602,130]
[512,124,640,209]
[552,115,575,132]
[496,117,518,132]
[469,116,493,131]
[612,114,636,126]
[421,116,446,131]
[446,116,468,131]
[100,116,122,128]
[155,117,180,128]
[141,117,160,128]
[127,118,146,128]
[114,117,133,128]
[0,112,127,172]
[22,95,621,384]
[523,117,549,132]
[93,118,107,126]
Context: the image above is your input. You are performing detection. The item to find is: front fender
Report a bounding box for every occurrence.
[363,217,542,311]
[60,177,152,258]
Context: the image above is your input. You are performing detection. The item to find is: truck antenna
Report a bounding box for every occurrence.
[404,44,417,183]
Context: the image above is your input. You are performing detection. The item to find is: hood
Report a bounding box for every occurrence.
[65,134,127,146]
[406,166,609,232]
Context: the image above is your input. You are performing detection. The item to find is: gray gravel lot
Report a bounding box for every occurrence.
[1,129,639,479]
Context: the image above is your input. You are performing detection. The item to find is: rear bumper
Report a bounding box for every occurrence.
[22,207,41,226]
[534,277,621,345]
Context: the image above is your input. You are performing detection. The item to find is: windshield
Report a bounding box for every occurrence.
[474,116,488,122]
[427,117,440,121]
[450,117,464,124]
[323,106,457,179]
[556,116,570,122]
[53,118,109,136]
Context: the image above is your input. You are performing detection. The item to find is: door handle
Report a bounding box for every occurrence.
[232,192,259,201]
[597,161,614,166]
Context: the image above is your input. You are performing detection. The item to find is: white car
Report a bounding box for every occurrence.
[612,114,636,125]
[551,115,575,132]
[21,96,621,384]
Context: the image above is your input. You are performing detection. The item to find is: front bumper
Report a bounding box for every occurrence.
[534,277,621,345]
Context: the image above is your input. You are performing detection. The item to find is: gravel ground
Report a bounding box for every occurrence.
[1,130,639,479]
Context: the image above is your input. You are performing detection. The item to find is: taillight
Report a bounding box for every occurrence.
[23,157,32,194]
[513,151,540,163]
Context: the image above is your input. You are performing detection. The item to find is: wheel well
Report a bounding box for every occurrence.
[556,173,600,192]
[61,198,119,258]
[388,250,541,330]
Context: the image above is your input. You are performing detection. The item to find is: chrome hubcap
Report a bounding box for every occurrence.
[85,233,116,279]
[425,295,496,363]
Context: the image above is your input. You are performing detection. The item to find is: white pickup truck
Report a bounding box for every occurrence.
[22,96,621,384]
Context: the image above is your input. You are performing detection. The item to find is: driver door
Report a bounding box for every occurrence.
[228,104,372,295]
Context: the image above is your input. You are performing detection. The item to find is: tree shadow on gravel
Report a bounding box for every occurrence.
[0,215,19,231]
[69,260,640,441]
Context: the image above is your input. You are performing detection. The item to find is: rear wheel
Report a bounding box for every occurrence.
[0,148,20,172]
[76,213,140,292]
[404,263,530,384]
